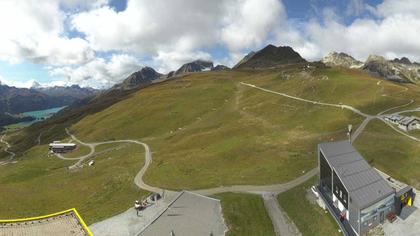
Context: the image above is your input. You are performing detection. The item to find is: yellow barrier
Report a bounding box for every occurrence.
[0,208,93,236]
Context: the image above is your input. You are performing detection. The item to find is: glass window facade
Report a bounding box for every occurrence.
[360,194,394,222]
[320,151,332,194]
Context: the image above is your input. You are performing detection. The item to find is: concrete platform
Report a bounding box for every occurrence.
[139,191,228,236]
[89,191,179,236]
[383,191,420,236]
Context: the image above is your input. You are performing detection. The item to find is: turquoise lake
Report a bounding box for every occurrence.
[17,106,66,127]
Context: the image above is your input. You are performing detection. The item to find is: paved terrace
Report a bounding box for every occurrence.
[0,209,91,236]
[139,191,228,236]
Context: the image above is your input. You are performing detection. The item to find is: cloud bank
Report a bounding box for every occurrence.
[1,0,420,88]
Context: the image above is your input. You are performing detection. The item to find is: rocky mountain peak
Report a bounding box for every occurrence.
[234,44,306,69]
[174,60,214,75]
[112,66,162,90]
[322,52,363,68]
[30,81,42,89]
[392,57,412,65]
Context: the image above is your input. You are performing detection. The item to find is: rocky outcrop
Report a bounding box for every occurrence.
[322,52,363,68]
[362,55,420,83]
[174,60,214,75]
[233,44,306,69]
[212,65,230,71]
[112,67,162,90]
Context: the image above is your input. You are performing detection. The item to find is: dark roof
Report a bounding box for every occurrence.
[399,117,420,126]
[319,140,395,209]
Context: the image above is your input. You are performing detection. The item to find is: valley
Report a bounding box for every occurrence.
[2,60,420,235]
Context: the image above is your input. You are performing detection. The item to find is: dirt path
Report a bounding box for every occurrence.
[62,129,162,194]
[240,82,370,117]
[0,134,16,165]
[238,82,419,235]
[263,193,301,236]
[62,83,419,235]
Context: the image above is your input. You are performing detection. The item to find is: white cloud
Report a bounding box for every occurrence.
[275,0,420,62]
[3,0,420,89]
[375,0,420,18]
[0,76,68,89]
[221,0,285,51]
[49,54,142,88]
[71,0,288,71]
[0,0,94,65]
[71,0,223,54]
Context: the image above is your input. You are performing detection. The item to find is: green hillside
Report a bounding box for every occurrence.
[1,65,420,223]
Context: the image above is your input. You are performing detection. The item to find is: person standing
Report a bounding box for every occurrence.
[134,200,141,216]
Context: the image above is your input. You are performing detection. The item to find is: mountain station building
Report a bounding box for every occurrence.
[317,140,415,236]
[49,142,77,153]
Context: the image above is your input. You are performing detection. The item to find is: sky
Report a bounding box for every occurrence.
[0,0,419,89]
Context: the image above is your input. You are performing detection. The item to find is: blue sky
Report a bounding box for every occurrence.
[0,0,419,88]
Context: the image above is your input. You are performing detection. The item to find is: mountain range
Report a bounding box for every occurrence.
[3,43,420,130]
[112,60,230,91]
[0,83,98,128]
[322,52,420,83]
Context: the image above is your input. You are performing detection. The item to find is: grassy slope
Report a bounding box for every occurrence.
[1,66,420,224]
[60,142,91,159]
[74,68,362,189]
[0,143,147,224]
[354,119,420,188]
[278,177,340,236]
[216,193,275,236]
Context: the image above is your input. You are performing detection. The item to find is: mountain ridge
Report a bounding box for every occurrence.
[234,44,307,69]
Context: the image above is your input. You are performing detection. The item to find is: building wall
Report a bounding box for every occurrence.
[348,201,359,235]
[359,194,394,235]
[319,150,332,193]
[332,170,349,209]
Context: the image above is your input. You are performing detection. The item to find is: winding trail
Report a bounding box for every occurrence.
[61,129,162,193]
[240,82,370,117]
[0,134,16,165]
[238,82,419,235]
[56,82,419,236]
[62,129,317,236]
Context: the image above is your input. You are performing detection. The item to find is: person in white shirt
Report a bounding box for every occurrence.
[134,200,141,216]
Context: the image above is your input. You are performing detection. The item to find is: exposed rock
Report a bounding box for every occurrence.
[212,65,230,71]
[363,55,420,83]
[174,60,214,75]
[112,67,162,90]
[322,52,363,68]
[392,57,412,65]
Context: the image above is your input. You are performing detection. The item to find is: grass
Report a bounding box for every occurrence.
[60,142,91,159]
[215,193,275,236]
[3,66,420,224]
[354,119,420,188]
[278,177,341,236]
[0,142,148,224]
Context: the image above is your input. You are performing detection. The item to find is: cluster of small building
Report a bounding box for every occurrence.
[383,114,420,131]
